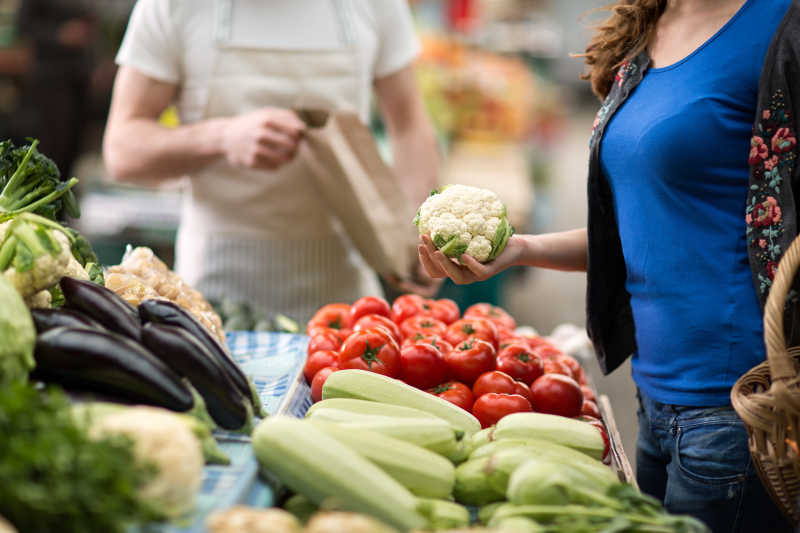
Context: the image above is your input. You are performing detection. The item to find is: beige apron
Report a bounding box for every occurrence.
[175,0,383,323]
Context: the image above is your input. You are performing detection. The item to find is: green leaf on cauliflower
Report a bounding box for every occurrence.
[488,217,513,261]
[433,234,449,249]
[440,237,468,258]
[12,240,34,272]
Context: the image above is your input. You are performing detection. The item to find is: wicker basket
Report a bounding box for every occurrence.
[731,235,800,525]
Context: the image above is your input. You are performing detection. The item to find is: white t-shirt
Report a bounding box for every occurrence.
[116,0,421,122]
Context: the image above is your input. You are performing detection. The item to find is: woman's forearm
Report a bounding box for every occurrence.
[512,228,588,272]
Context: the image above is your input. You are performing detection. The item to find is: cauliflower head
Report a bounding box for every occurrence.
[0,214,73,298]
[414,184,513,263]
[88,406,204,519]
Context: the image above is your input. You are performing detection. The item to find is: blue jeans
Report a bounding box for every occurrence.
[636,389,792,533]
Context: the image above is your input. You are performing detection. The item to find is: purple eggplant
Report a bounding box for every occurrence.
[32,327,193,411]
[141,323,252,430]
[30,307,107,334]
[59,276,141,340]
[137,299,252,402]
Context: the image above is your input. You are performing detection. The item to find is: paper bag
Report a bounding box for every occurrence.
[298,109,418,279]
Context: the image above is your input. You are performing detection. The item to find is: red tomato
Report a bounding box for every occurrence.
[304,350,338,383]
[350,296,391,324]
[529,374,584,418]
[353,314,402,344]
[311,366,336,403]
[580,385,596,403]
[400,315,448,340]
[444,338,496,385]
[428,381,474,411]
[495,326,517,343]
[542,358,574,379]
[427,337,454,356]
[472,393,532,428]
[307,328,343,356]
[581,399,602,419]
[463,303,516,330]
[557,354,586,383]
[524,335,556,350]
[532,344,564,361]
[498,337,532,351]
[391,294,427,324]
[513,381,533,403]
[496,344,545,385]
[307,303,351,333]
[427,298,460,325]
[472,371,517,397]
[338,328,401,376]
[307,325,351,344]
[402,334,454,356]
[399,343,450,389]
[444,318,498,349]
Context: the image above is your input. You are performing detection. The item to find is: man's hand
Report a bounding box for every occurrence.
[222,108,306,171]
[385,261,444,299]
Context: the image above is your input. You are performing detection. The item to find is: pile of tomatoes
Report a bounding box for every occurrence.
[303,295,606,437]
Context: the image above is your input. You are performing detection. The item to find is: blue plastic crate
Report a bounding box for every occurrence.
[156,332,311,533]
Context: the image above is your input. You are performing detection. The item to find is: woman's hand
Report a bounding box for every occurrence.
[418,234,523,285]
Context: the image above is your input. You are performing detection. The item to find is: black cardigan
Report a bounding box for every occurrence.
[586,1,800,375]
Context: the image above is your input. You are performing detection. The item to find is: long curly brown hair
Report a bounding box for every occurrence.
[580,0,667,100]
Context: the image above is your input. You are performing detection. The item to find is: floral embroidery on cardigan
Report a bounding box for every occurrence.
[589,102,610,147]
[589,61,639,147]
[747,89,796,294]
[614,60,636,88]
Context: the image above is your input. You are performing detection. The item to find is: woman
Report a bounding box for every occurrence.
[419,0,799,531]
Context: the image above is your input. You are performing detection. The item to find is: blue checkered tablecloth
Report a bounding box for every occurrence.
[155,332,311,533]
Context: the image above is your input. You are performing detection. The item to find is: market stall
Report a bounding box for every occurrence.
[0,138,713,533]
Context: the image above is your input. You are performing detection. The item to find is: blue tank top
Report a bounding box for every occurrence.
[600,0,791,406]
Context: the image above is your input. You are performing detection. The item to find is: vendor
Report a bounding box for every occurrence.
[103,0,440,323]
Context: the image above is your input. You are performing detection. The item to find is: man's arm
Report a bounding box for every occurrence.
[103,66,305,184]
[374,64,442,295]
[374,65,440,206]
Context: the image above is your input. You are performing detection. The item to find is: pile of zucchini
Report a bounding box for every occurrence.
[30,276,265,433]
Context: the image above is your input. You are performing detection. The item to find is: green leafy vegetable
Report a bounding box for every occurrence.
[0,139,79,222]
[0,383,161,533]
